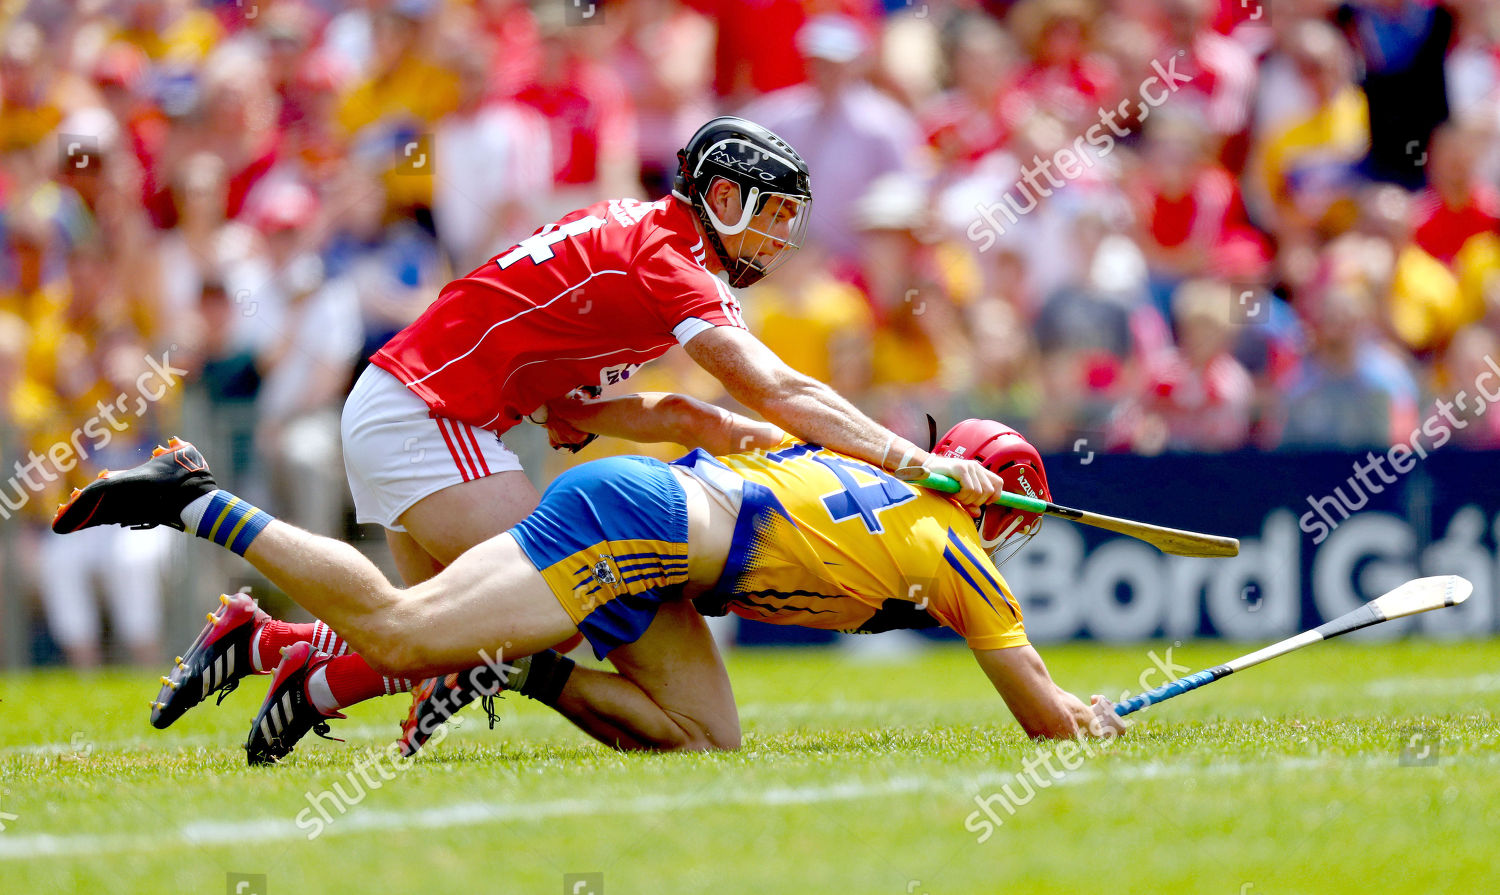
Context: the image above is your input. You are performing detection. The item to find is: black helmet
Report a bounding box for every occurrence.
[673,116,812,288]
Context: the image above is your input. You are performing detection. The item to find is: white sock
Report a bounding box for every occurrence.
[311,621,349,657]
[180,491,220,531]
[306,665,341,715]
[251,626,266,674]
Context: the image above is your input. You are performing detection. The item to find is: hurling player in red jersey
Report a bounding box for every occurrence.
[133,117,1006,760]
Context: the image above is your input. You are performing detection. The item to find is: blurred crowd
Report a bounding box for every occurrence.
[4,0,1500,663]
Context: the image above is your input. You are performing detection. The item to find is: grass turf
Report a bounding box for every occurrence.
[1,639,1497,894]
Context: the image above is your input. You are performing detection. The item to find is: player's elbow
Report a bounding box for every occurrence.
[653,393,780,455]
[650,392,710,442]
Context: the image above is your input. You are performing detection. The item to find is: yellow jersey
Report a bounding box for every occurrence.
[746,275,873,385]
[675,438,1028,651]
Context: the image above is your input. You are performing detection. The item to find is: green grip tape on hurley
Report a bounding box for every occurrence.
[913,473,1049,514]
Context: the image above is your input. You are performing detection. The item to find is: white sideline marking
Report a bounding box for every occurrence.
[6,670,1497,758]
[1363,673,1500,697]
[0,756,1381,860]
[0,723,400,757]
[0,700,986,757]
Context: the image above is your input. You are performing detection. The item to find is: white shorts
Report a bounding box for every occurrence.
[341,365,523,531]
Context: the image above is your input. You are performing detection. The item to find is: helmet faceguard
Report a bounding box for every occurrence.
[674,117,812,288]
[932,419,1050,566]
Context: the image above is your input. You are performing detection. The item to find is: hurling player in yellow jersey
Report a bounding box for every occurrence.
[55,400,1125,763]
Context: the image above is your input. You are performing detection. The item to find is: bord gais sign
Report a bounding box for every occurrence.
[1001,451,1498,642]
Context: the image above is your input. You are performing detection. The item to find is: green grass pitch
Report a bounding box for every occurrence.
[2,639,1497,893]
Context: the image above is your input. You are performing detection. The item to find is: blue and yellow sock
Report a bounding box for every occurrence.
[180,490,274,555]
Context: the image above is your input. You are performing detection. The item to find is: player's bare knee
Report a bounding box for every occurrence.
[358,588,437,674]
[709,728,742,751]
[358,637,405,677]
[702,715,742,750]
[654,732,716,752]
[663,719,740,752]
[358,616,421,676]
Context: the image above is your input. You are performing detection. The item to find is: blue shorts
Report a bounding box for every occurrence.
[509,456,690,658]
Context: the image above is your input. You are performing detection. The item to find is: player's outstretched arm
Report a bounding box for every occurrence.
[545,391,785,455]
[972,645,1129,740]
[682,327,1003,509]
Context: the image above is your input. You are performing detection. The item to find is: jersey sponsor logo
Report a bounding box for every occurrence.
[598,362,641,388]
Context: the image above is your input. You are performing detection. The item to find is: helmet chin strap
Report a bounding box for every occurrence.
[678,161,761,287]
[981,509,1026,554]
[703,186,761,237]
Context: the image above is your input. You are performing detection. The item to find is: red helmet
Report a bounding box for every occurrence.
[932,419,1050,563]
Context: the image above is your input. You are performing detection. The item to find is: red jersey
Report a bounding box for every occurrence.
[515,61,633,187]
[372,197,745,434]
[1411,186,1500,265]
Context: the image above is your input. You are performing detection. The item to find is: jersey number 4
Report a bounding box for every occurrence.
[767,444,915,534]
[496,215,607,269]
